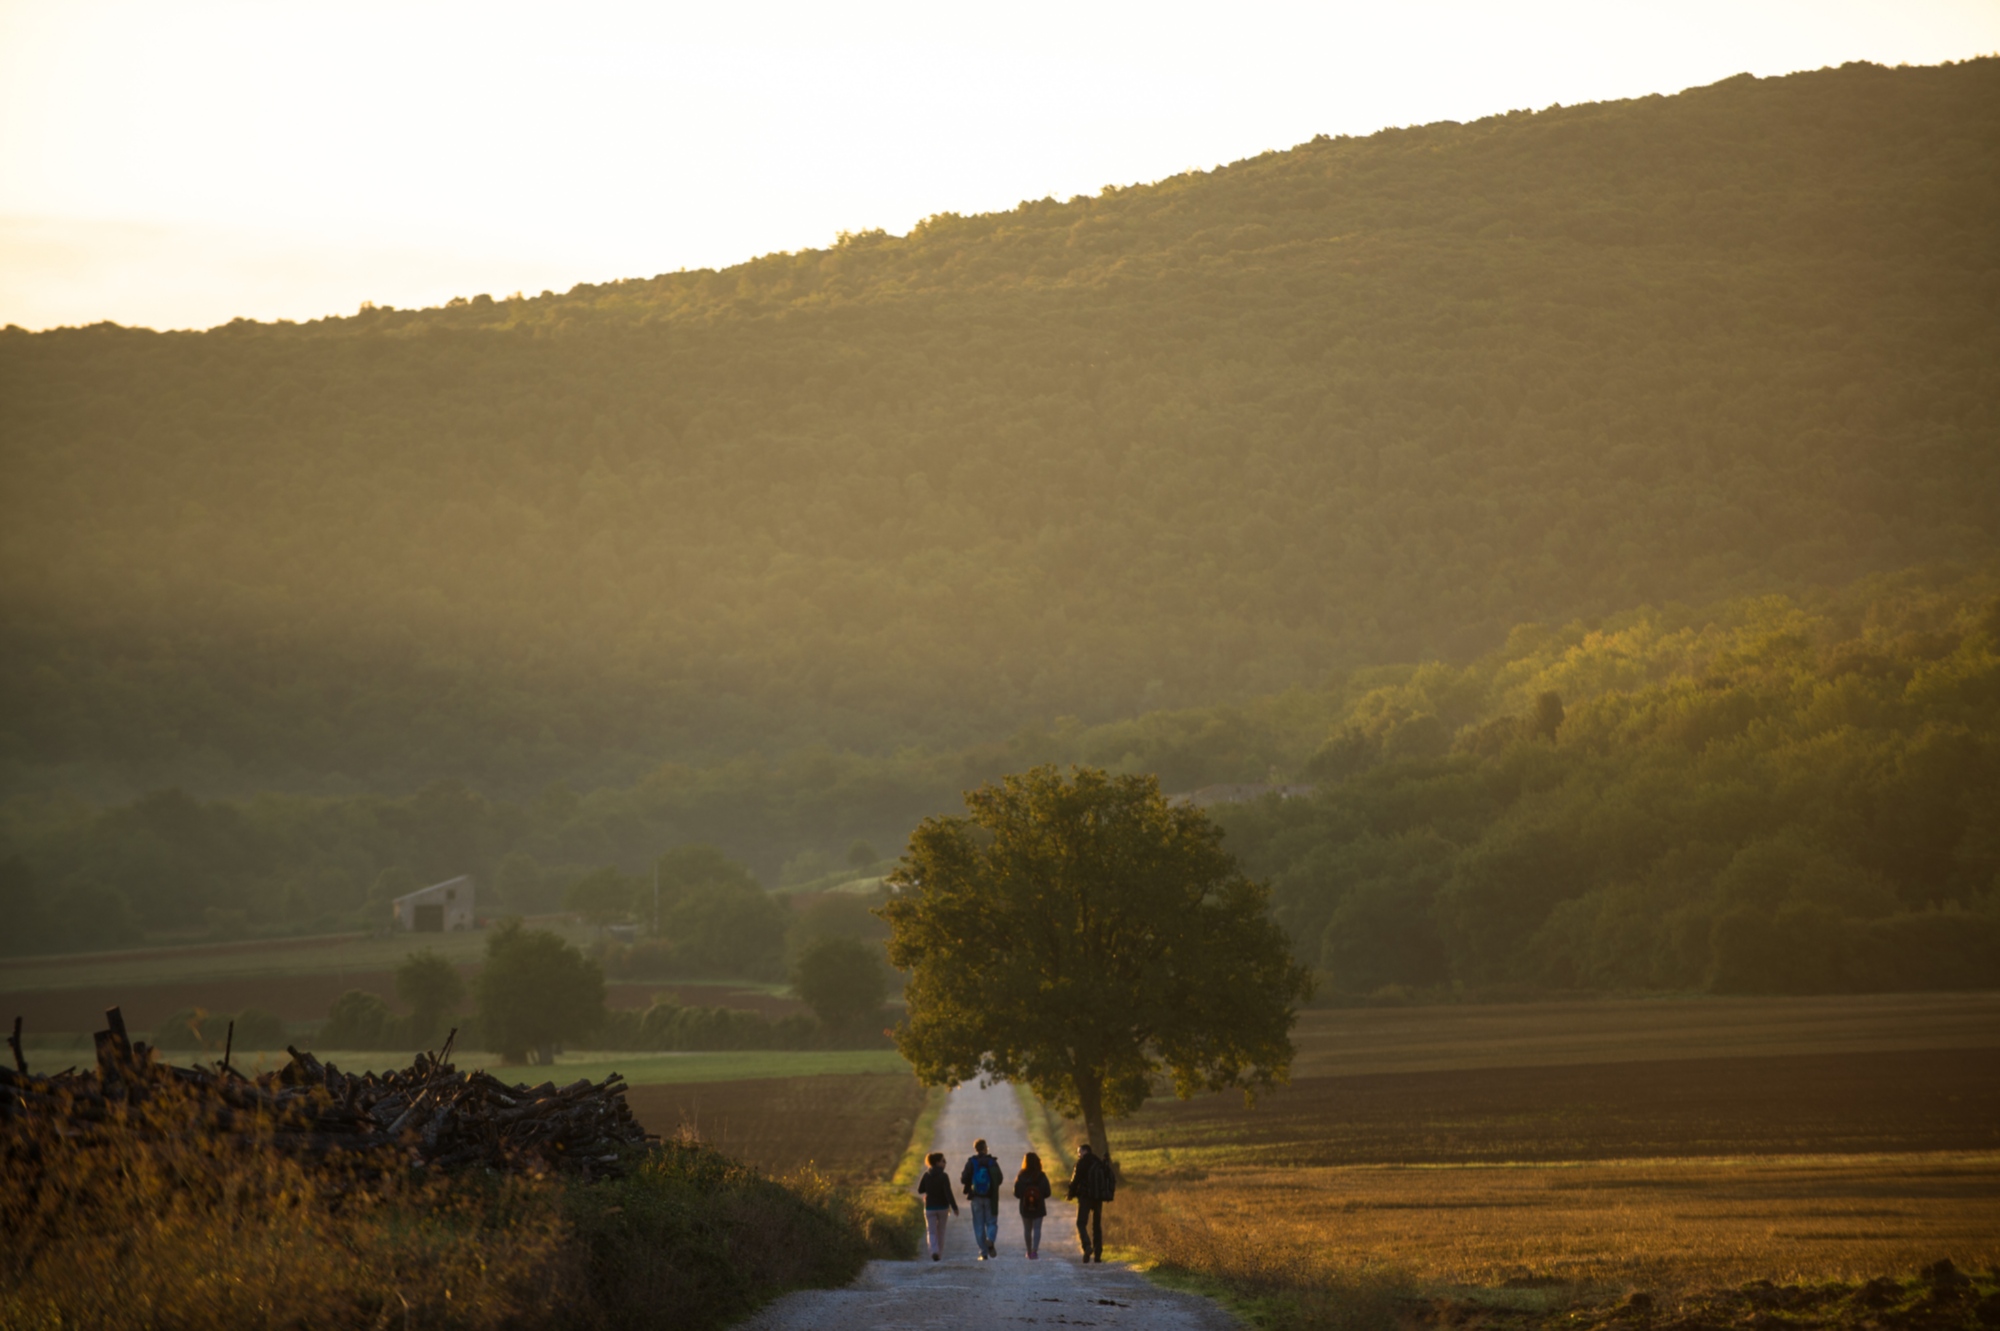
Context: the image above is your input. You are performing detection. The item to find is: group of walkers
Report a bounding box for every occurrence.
[915,1138,1117,1264]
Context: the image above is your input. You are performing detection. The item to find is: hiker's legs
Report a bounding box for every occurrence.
[1022,1213,1042,1256]
[970,1197,998,1255]
[926,1209,948,1258]
[1075,1200,1102,1259]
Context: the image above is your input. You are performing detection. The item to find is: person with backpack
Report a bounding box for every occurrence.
[915,1151,959,1261]
[1012,1150,1052,1260]
[1065,1142,1116,1263]
[960,1137,1007,1260]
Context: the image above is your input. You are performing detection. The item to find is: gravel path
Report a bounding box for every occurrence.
[738,1079,1239,1330]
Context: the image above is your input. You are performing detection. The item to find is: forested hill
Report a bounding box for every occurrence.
[3,58,1997,798]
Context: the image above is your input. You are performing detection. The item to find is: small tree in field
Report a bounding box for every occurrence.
[476,920,606,1064]
[791,935,888,1035]
[879,765,1311,1158]
[395,948,465,1046]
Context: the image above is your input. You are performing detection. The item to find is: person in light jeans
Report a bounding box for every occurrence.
[1013,1150,1052,1259]
[915,1152,958,1260]
[960,1137,1007,1260]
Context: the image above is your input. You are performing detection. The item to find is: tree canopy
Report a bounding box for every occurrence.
[881,766,1311,1156]
[475,921,607,1065]
[789,935,888,1034]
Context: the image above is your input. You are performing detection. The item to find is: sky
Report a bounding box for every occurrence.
[2,0,1996,332]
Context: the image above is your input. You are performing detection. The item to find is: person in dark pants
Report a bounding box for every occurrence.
[1065,1142,1115,1262]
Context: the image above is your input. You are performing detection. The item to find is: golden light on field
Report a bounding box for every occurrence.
[1122,1155,2000,1289]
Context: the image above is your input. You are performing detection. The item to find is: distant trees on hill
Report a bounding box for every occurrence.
[2,59,1996,799]
[1214,570,2000,997]
[1,567,1991,998]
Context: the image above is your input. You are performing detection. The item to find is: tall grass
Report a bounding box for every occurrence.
[0,1082,880,1330]
[1117,1187,1413,1331]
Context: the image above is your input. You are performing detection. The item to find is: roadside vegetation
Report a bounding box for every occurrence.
[0,1070,905,1331]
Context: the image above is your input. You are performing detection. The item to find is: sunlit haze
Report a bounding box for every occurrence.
[2,0,1995,331]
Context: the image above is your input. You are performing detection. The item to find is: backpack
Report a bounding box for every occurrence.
[971,1160,993,1197]
[1081,1155,1115,1202]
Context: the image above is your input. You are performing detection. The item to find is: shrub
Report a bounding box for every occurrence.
[0,1077,885,1330]
[319,988,399,1048]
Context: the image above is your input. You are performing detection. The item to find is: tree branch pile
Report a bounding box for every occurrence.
[2,1006,652,1179]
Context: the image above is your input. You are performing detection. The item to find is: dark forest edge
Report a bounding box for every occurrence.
[4,563,1994,998]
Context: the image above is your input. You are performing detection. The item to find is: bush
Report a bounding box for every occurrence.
[596,1000,827,1052]
[790,935,889,1032]
[318,989,401,1049]
[477,920,607,1065]
[0,1082,880,1331]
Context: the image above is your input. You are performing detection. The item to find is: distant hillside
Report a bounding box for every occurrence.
[4,567,1992,1002]
[2,59,1996,798]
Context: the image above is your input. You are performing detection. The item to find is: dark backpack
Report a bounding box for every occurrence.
[971,1160,993,1197]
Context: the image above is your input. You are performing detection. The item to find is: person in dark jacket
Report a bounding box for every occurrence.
[960,1137,1007,1259]
[1065,1142,1115,1262]
[915,1151,959,1261]
[1013,1150,1052,1259]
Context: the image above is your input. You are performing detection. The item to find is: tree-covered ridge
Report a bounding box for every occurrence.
[1216,567,2000,996]
[2,59,1997,800]
[3,566,1993,1000]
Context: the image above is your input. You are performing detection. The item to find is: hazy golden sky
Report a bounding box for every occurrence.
[3,0,1995,332]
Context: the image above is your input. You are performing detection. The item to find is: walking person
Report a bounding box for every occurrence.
[1013,1150,1052,1259]
[960,1137,1006,1260]
[1065,1142,1116,1263]
[916,1151,958,1261]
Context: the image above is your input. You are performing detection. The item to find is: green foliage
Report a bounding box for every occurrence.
[395,948,466,1046]
[881,765,1312,1155]
[659,882,790,981]
[1217,570,2000,996]
[1,61,1995,806]
[789,936,888,1033]
[564,866,642,925]
[319,990,399,1049]
[475,920,607,1064]
[594,998,831,1052]
[561,1140,880,1328]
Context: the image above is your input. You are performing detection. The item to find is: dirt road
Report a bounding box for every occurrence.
[739,1078,1238,1331]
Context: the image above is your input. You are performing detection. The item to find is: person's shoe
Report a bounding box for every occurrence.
[932,1253,940,1262]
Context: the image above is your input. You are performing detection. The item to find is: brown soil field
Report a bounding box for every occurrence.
[623,1072,927,1180]
[1286,993,2000,1078]
[1116,1048,2000,1168]
[2,976,802,1032]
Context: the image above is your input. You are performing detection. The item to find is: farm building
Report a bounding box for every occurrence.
[391,875,476,932]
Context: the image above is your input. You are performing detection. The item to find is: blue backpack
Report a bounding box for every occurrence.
[971,1161,993,1197]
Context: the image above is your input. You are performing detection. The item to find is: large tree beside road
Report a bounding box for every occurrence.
[880,765,1311,1158]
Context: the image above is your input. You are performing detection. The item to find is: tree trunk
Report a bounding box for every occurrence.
[1074,1071,1112,1164]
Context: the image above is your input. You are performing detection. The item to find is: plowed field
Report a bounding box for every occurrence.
[623,1072,927,1179]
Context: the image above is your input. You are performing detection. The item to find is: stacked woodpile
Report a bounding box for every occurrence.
[2,1006,652,1178]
